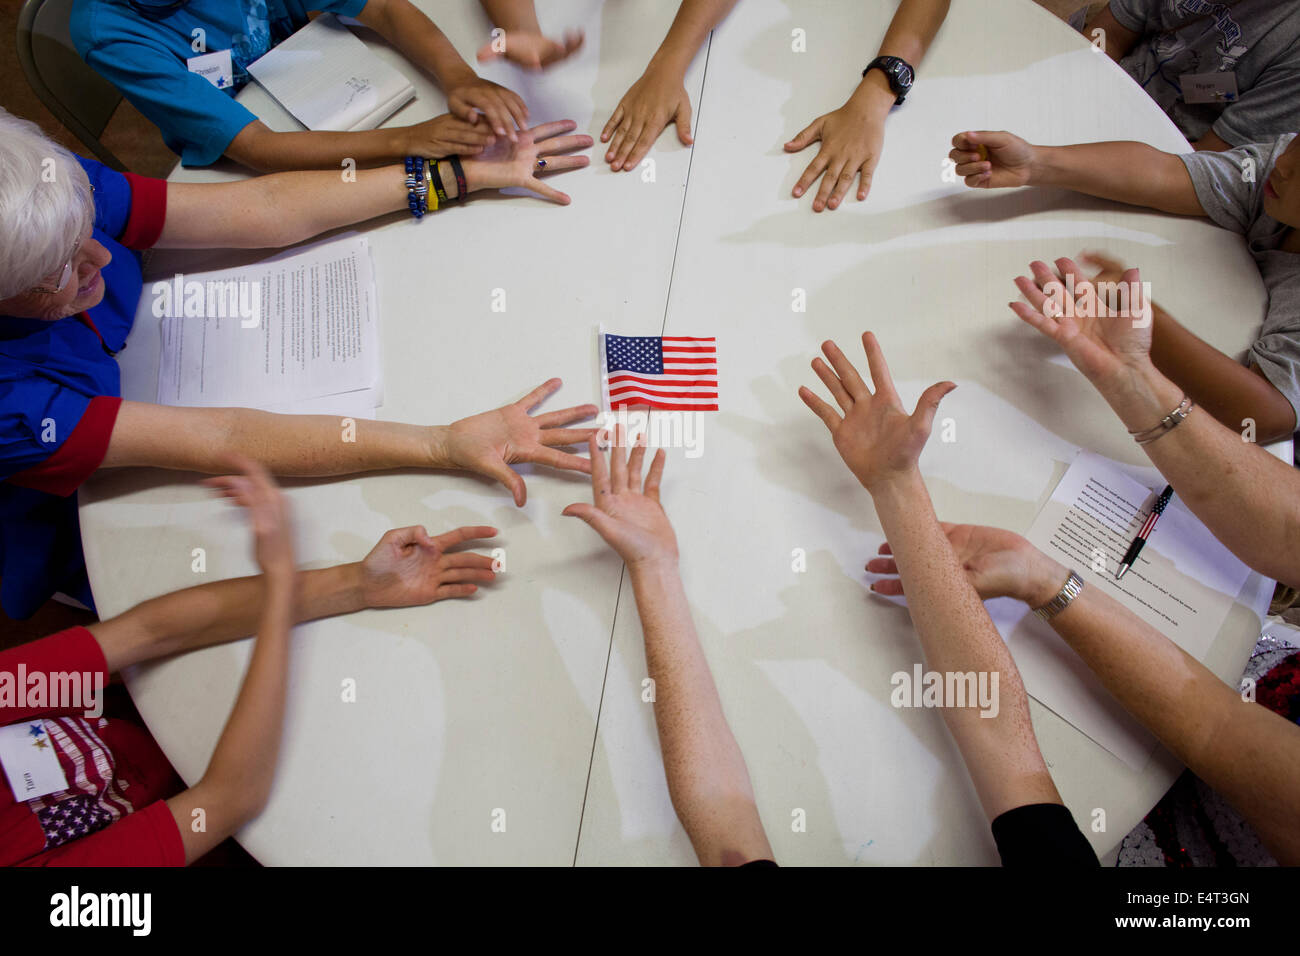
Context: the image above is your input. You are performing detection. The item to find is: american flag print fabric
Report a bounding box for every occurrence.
[602,332,718,411]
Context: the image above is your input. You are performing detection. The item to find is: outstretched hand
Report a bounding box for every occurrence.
[798,332,955,492]
[868,523,1065,607]
[562,428,677,569]
[1009,255,1153,388]
[361,524,499,606]
[463,120,593,204]
[436,378,598,506]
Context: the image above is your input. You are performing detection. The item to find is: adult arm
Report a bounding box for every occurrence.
[798,333,1064,820]
[169,120,591,245]
[1019,256,1297,442]
[100,377,597,507]
[563,433,774,865]
[1011,257,1300,588]
[872,522,1300,864]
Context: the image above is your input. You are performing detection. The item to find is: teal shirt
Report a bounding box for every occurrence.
[71,0,368,166]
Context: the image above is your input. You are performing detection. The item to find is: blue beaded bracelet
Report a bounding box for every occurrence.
[404,156,429,219]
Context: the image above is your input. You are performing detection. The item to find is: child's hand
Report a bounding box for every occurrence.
[950,131,1036,188]
[785,101,887,211]
[404,114,497,158]
[600,66,693,172]
[476,29,584,71]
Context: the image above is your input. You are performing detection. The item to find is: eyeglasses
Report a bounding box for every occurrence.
[30,259,74,296]
[29,230,89,295]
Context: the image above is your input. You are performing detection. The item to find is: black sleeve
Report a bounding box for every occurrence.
[739,859,779,868]
[990,803,1100,867]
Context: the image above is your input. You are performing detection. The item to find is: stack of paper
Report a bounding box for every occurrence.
[246,13,415,132]
[155,234,382,419]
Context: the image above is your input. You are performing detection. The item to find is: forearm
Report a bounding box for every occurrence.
[1095,360,1300,588]
[646,0,740,78]
[1046,583,1300,862]
[225,120,412,173]
[1149,305,1297,441]
[871,472,1062,819]
[104,402,448,477]
[628,560,772,865]
[841,0,950,116]
[200,578,294,815]
[360,0,476,89]
[159,165,407,250]
[1030,142,1205,216]
[92,562,367,672]
[876,0,950,68]
[1084,4,1138,63]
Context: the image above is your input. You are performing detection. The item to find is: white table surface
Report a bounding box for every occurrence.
[78,0,1278,865]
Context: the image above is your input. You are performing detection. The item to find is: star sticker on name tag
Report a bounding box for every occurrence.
[33,738,49,750]
[27,723,43,739]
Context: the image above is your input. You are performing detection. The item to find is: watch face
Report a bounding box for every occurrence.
[894,62,914,88]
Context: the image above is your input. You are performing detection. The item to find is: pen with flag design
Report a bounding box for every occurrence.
[1115,484,1174,581]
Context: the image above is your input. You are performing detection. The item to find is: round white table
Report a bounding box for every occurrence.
[80,0,1279,865]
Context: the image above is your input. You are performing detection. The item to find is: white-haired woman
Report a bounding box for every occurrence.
[0,109,591,619]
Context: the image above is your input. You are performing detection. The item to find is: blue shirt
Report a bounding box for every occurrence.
[0,158,165,619]
[71,0,367,166]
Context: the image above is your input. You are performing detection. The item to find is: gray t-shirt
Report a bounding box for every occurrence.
[1108,0,1300,146]
[1179,133,1300,427]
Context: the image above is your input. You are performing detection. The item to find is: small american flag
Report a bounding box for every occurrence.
[602,332,718,411]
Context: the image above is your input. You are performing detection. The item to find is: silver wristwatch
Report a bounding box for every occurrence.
[1032,570,1084,621]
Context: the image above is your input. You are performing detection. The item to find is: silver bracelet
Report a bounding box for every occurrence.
[1129,395,1194,445]
[1033,570,1084,621]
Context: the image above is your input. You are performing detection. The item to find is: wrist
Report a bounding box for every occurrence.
[426,424,454,468]
[850,70,898,116]
[1096,359,1184,433]
[458,159,481,194]
[1022,551,1069,608]
[863,466,927,506]
[1026,143,1055,187]
[645,45,689,82]
[627,553,681,585]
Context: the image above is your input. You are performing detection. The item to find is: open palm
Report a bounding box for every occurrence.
[1010,256,1153,386]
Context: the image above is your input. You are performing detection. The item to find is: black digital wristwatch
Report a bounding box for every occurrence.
[863,55,915,105]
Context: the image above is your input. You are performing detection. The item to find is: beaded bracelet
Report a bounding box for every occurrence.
[1129,395,1195,445]
[404,156,428,218]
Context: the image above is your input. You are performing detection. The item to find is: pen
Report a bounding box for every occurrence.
[1115,484,1174,581]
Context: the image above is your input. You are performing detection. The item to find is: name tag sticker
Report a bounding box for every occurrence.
[0,721,68,801]
[187,49,234,90]
[1181,71,1238,104]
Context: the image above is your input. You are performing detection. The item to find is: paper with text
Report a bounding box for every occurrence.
[156,235,381,416]
[991,451,1253,770]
